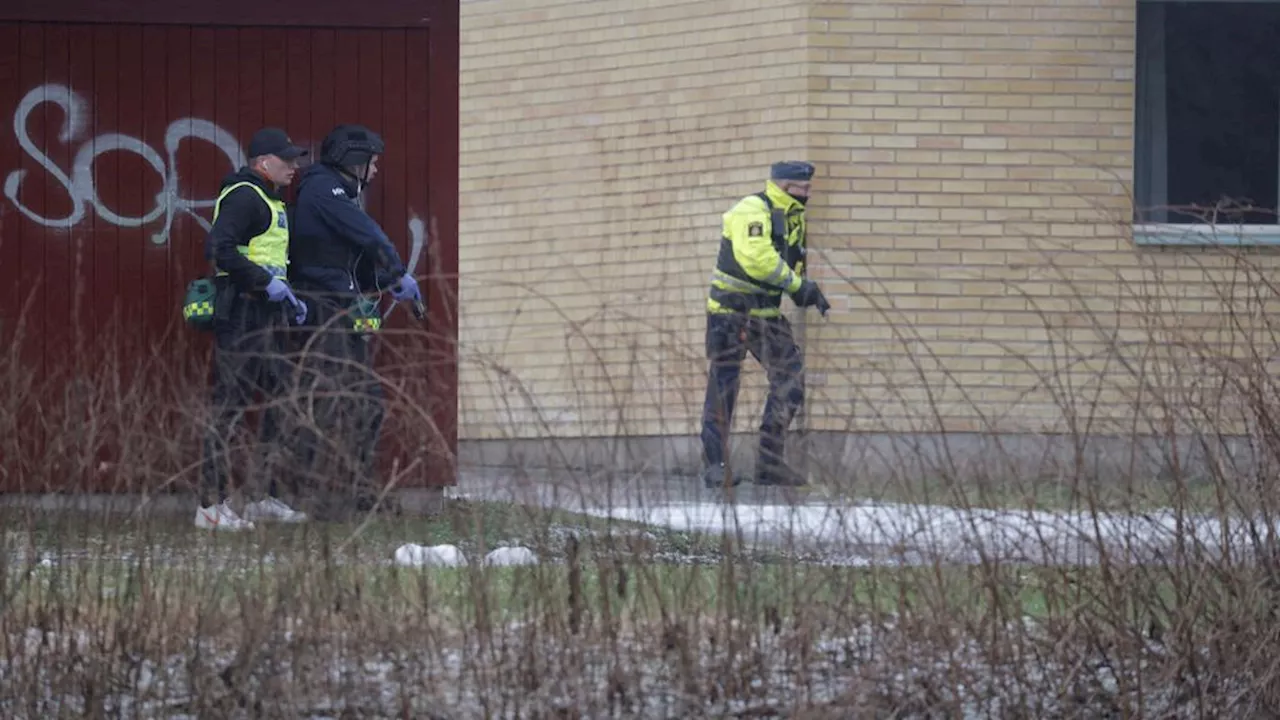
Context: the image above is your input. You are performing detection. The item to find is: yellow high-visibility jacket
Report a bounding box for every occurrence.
[706,180,807,318]
[212,180,290,281]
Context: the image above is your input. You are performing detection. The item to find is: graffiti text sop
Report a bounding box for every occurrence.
[4,83,427,275]
[3,83,245,245]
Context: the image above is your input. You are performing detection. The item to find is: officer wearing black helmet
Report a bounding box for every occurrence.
[286,123,422,516]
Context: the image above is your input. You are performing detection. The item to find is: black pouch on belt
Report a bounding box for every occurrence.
[212,277,238,326]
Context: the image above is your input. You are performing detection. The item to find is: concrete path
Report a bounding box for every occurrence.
[2,470,1270,567]
[455,468,1277,566]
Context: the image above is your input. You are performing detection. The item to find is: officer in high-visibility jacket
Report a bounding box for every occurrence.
[700,161,831,489]
[196,127,311,532]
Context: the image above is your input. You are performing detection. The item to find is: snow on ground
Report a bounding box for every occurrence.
[453,471,1279,567]
[574,499,1277,566]
[393,543,467,567]
[390,544,540,568]
[484,546,539,566]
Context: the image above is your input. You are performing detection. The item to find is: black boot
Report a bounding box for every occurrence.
[701,463,743,489]
[754,458,807,487]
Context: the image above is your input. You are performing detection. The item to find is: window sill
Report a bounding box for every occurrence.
[1132,223,1280,247]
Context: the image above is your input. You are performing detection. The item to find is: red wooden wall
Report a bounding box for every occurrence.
[0,1,460,493]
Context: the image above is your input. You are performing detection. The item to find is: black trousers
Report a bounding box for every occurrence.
[199,282,290,506]
[283,290,386,507]
[699,313,805,471]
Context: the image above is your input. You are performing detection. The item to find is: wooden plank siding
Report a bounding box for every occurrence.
[0,1,460,493]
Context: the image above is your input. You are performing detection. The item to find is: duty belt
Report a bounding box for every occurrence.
[709,286,777,312]
[214,264,288,281]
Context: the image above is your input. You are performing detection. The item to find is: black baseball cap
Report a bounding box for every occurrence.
[771,161,815,181]
[247,127,308,161]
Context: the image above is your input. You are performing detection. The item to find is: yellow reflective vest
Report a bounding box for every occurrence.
[212,181,289,279]
[706,180,807,318]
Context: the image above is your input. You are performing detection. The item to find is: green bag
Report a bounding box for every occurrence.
[182,277,217,332]
[349,295,382,334]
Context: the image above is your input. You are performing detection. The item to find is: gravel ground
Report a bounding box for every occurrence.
[0,613,1244,719]
[0,496,1267,718]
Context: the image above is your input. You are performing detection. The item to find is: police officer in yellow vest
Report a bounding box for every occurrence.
[195,127,311,532]
[701,161,831,489]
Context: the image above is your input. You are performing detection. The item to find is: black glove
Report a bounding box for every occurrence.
[791,279,831,317]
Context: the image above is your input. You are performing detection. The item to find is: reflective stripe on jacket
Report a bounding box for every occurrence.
[706,180,807,318]
[213,181,289,279]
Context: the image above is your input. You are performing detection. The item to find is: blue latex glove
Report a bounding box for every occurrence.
[390,273,421,302]
[265,277,307,324]
[265,277,296,304]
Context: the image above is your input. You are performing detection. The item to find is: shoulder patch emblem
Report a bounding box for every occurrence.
[747,221,764,237]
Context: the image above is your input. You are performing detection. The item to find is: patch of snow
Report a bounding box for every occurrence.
[442,486,471,501]
[582,499,1280,566]
[393,543,467,568]
[485,546,538,566]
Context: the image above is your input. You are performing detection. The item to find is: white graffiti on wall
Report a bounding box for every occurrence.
[3,83,427,273]
[3,83,245,245]
[407,215,426,277]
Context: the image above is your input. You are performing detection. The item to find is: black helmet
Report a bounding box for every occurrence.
[320,124,385,169]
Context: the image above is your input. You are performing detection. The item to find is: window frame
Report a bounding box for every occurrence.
[1132,0,1280,247]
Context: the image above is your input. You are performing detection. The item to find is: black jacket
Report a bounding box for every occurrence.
[203,167,283,292]
[288,163,407,296]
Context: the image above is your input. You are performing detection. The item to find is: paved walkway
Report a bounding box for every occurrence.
[2,470,1268,567]
[455,468,1272,567]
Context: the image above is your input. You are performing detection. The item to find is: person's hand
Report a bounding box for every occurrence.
[792,279,831,317]
[390,273,421,303]
[265,277,297,304]
[265,277,307,323]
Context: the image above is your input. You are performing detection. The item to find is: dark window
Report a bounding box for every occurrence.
[1135,1,1280,225]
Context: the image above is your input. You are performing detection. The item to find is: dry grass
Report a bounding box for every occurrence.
[7,205,1280,717]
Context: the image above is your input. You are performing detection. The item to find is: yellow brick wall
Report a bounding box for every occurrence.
[801,0,1280,438]
[459,0,1280,445]
[458,0,814,440]
[803,0,1139,435]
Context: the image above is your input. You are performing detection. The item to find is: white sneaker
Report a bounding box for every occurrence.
[242,497,308,524]
[194,501,255,531]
